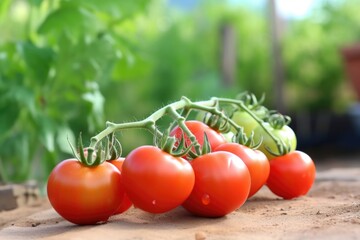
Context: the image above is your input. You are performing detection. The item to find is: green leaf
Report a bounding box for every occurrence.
[82,82,104,131]
[111,52,151,81]
[37,6,97,36]
[29,0,43,7]
[56,125,75,154]
[0,100,20,139]
[72,0,148,18]
[18,41,54,84]
[42,128,55,152]
[17,135,30,181]
[41,150,58,182]
[201,133,211,155]
[38,117,55,152]
[0,0,11,20]
[5,84,37,118]
[55,34,117,85]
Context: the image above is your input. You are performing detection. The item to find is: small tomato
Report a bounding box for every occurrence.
[231,110,259,136]
[266,151,316,199]
[253,123,297,160]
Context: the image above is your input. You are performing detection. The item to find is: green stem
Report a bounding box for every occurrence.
[89,95,288,156]
[169,104,192,130]
[187,101,242,132]
[90,120,153,148]
[166,106,202,155]
[216,97,287,154]
[89,97,217,148]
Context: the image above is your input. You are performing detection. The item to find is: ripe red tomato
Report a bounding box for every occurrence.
[253,123,297,160]
[170,120,226,154]
[47,159,125,225]
[214,143,269,198]
[121,145,195,214]
[182,151,251,217]
[266,151,316,199]
[108,158,133,214]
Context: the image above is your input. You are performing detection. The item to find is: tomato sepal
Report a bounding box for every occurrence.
[155,127,195,158]
[68,133,106,167]
[233,127,262,149]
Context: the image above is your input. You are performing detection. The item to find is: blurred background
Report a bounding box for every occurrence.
[1,0,360,184]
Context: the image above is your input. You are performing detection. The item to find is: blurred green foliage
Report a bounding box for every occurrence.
[0,0,151,183]
[283,0,360,111]
[0,0,359,184]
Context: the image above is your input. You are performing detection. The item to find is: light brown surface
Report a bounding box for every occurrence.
[0,163,359,240]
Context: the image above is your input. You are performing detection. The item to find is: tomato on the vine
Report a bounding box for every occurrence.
[170,120,226,153]
[231,108,266,136]
[108,158,133,214]
[121,145,195,214]
[214,143,269,198]
[182,151,251,217]
[221,131,235,143]
[266,150,316,199]
[47,159,125,225]
[253,123,297,160]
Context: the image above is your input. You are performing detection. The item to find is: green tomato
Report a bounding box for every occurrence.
[253,123,297,160]
[231,110,261,136]
[221,131,235,143]
[195,111,210,123]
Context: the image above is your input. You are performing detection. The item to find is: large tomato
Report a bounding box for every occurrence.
[253,123,297,160]
[108,158,133,214]
[122,145,195,214]
[170,120,226,154]
[47,159,125,225]
[266,151,316,199]
[214,143,269,198]
[182,151,251,217]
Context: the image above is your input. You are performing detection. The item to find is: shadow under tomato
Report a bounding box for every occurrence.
[109,206,228,229]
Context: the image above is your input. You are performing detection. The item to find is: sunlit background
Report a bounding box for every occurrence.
[1,0,360,184]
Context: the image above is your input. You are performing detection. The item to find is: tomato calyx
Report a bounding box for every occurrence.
[105,133,123,161]
[68,133,104,167]
[69,133,123,167]
[155,127,194,158]
[202,113,232,134]
[233,128,262,149]
[186,132,212,160]
[262,113,293,157]
[263,139,292,158]
[267,112,291,130]
[232,92,268,119]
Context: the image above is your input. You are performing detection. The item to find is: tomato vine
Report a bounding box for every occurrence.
[48,92,315,224]
[75,94,294,164]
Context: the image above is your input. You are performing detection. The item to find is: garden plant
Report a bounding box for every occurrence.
[47,93,316,225]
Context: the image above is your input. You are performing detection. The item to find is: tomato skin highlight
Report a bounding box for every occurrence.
[214,143,270,198]
[108,158,133,214]
[122,146,195,214]
[266,151,316,199]
[170,120,226,154]
[182,151,251,217]
[47,159,125,225]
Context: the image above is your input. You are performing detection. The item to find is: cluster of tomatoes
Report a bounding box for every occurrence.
[47,104,316,225]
